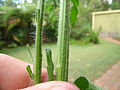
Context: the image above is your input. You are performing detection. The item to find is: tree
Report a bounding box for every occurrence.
[110,0,120,9]
[32,0,36,4]
[4,0,16,7]
[0,0,4,6]
[24,0,27,3]
[113,0,120,3]
[71,0,110,40]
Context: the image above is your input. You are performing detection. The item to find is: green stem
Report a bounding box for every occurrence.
[26,65,34,80]
[45,49,54,81]
[34,0,45,84]
[64,0,70,81]
[56,0,70,81]
[26,44,34,65]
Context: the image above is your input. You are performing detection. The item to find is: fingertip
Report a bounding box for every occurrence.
[21,81,80,90]
[41,68,48,82]
[0,54,48,89]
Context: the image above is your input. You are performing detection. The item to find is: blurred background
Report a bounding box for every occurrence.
[0,0,120,89]
[1,0,120,48]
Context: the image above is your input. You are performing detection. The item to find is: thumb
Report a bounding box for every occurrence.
[20,81,79,90]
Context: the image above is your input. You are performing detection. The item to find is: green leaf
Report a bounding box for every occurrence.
[74,76,102,90]
[70,6,78,25]
[70,0,79,25]
[26,44,34,65]
[26,65,34,80]
[71,0,79,7]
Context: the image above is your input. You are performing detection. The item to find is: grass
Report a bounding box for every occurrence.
[0,39,120,82]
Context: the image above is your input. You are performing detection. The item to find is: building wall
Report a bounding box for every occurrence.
[92,10,120,37]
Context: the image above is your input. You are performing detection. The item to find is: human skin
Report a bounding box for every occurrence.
[0,54,79,90]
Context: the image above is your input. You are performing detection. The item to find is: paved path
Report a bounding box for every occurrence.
[94,38,120,90]
[95,61,120,90]
[103,38,120,44]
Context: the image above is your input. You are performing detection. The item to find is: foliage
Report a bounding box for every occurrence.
[69,0,111,44]
[71,23,99,44]
[43,2,59,43]
[89,31,99,44]
[110,3,120,10]
[0,5,35,48]
[74,76,102,90]
[0,1,59,48]
[0,0,4,6]
[1,0,120,49]
[70,0,79,25]
[0,41,6,48]
[3,0,17,7]
[112,0,120,3]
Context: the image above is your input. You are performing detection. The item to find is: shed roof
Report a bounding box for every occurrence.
[92,10,120,15]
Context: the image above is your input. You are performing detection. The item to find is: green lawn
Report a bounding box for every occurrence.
[0,39,120,82]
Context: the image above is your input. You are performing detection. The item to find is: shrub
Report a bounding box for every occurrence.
[0,3,58,47]
[43,2,58,43]
[0,5,35,47]
[71,23,91,40]
[7,42,18,48]
[71,23,99,44]
[0,41,6,48]
[110,3,120,10]
[89,31,99,44]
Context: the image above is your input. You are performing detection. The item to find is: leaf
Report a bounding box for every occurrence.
[26,44,34,64]
[74,76,102,90]
[71,0,79,7]
[26,65,34,80]
[70,0,79,25]
[70,6,78,25]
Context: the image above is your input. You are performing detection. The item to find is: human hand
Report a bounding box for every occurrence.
[0,54,79,90]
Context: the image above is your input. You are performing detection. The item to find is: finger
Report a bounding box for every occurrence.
[20,81,80,90]
[0,54,48,90]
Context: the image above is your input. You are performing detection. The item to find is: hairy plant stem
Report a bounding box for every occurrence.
[34,0,45,84]
[56,0,70,81]
[64,0,71,81]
